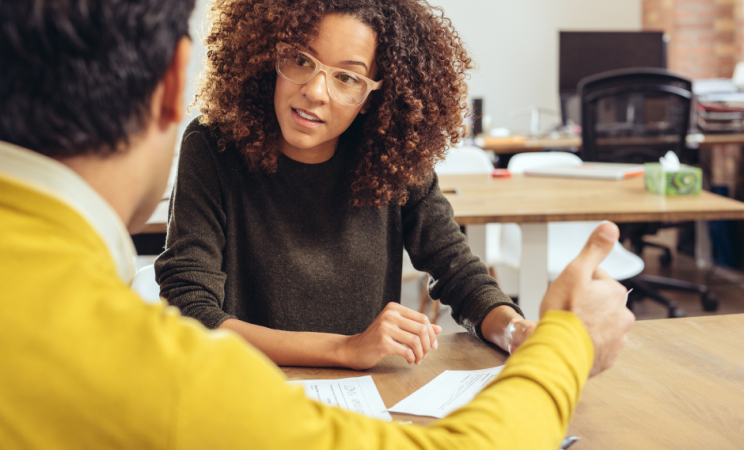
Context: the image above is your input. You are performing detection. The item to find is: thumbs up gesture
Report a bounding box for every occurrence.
[540,221,636,377]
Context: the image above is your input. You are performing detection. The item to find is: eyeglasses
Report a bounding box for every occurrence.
[276,42,382,106]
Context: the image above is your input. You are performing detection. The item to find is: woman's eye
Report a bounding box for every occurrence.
[294,55,311,67]
[337,73,360,85]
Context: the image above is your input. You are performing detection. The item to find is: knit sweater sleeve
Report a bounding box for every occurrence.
[154,121,236,329]
[401,173,523,340]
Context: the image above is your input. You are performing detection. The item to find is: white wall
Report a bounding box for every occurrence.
[180,0,210,145]
[430,0,642,134]
[182,0,641,137]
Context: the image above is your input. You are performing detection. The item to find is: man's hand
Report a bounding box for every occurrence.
[540,221,635,377]
[340,303,442,370]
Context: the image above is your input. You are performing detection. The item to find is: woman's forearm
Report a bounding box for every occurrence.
[218,318,351,367]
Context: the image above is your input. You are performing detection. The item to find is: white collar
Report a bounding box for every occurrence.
[0,140,136,285]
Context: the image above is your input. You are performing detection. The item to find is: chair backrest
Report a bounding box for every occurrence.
[579,68,693,164]
[131,264,161,304]
[507,152,582,174]
[435,145,493,175]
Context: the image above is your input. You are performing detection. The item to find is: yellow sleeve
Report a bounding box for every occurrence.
[171,310,593,450]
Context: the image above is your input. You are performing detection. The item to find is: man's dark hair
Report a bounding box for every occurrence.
[0,0,196,158]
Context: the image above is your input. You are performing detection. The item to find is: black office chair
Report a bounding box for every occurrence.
[579,68,718,317]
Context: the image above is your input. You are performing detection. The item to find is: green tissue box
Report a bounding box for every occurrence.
[644,163,702,196]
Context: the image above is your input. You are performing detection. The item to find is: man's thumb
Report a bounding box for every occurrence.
[573,221,620,274]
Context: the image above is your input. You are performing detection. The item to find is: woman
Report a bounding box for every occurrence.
[156,0,536,369]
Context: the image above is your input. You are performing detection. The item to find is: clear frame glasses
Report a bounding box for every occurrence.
[276,42,382,106]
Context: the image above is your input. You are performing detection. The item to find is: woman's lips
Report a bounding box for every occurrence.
[291,107,324,128]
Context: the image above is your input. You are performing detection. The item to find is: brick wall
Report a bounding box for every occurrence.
[643,0,741,79]
[737,0,744,65]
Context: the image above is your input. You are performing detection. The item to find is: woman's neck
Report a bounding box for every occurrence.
[279,136,339,164]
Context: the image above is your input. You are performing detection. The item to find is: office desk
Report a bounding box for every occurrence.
[479,132,744,154]
[439,174,744,320]
[282,314,744,450]
[570,313,744,449]
[139,175,744,320]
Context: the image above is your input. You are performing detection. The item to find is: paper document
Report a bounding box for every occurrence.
[388,366,504,418]
[287,376,392,421]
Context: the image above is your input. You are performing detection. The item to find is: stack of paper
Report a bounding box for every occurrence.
[388,366,505,418]
[287,376,392,421]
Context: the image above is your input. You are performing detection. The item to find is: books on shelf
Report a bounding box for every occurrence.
[696,91,744,133]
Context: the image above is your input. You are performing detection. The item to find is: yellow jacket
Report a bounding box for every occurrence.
[0,141,593,449]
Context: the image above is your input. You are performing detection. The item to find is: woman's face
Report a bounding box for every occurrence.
[274,14,377,163]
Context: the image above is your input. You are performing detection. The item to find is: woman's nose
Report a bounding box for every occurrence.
[300,70,330,104]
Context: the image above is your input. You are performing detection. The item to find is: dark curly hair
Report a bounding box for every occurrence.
[197,0,473,208]
[0,0,195,158]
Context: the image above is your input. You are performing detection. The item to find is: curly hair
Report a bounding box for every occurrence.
[196,0,473,208]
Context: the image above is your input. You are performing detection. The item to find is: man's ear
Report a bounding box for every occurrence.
[156,36,192,126]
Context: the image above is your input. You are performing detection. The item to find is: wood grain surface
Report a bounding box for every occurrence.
[140,173,744,234]
[569,314,744,450]
[281,314,744,449]
[440,174,744,225]
[282,332,508,426]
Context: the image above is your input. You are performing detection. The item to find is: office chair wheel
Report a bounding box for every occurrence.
[668,307,685,318]
[658,249,672,267]
[702,293,719,312]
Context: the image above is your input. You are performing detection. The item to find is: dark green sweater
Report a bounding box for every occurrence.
[155,118,521,340]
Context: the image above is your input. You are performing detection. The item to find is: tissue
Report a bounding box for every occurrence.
[644,151,702,196]
[659,150,681,172]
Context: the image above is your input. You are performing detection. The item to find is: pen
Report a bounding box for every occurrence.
[559,436,580,449]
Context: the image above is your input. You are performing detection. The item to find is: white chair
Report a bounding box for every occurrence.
[434,145,494,175]
[131,264,162,304]
[492,152,644,297]
[507,151,582,174]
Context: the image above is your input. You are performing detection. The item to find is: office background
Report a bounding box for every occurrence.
[181,0,643,137]
[182,0,744,137]
[163,0,744,330]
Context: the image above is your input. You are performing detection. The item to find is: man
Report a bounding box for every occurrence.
[0,1,635,449]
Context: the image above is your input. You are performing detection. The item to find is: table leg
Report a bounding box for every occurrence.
[695,220,712,269]
[465,224,487,262]
[519,223,548,321]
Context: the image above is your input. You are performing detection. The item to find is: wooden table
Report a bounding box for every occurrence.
[140,175,744,320]
[284,332,507,426]
[479,133,744,154]
[570,314,744,449]
[439,174,744,320]
[282,314,744,450]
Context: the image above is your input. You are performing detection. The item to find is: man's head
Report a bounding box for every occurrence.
[0,0,195,231]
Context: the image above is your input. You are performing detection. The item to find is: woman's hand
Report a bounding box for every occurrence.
[503,317,538,354]
[340,303,442,370]
[480,305,537,354]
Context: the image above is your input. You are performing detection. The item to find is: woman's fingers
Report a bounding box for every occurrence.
[388,338,416,364]
[367,303,441,366]
[395,316,432,357]
[389,303,438,353]
[390,325,425,364]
